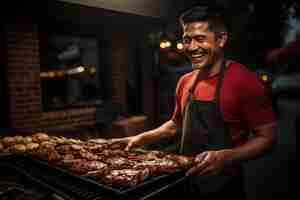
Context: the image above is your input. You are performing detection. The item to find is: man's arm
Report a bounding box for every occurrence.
[137,120,178,145]
[120,120,178,150]
[220,124,276,164]
[187,124,276,176]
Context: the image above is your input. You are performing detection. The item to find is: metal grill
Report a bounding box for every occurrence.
[1,154,186,200]
[13,157,114,200]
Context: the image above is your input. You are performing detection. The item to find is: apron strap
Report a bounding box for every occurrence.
[188,69,208,97]
[188,60,227,101]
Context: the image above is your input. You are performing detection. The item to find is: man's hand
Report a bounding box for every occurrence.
[186,150,226,177]
[110,135,143,151]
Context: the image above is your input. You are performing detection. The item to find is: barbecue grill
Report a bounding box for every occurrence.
[0,154,187,200]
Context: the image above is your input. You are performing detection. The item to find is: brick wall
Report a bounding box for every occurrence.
[5,22,42,132]
[110,33,129,111]
[4,20,97,133]
[3,19,150,135]
[40,108,96,131]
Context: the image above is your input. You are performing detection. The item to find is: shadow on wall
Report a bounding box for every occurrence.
[244,98,296,200]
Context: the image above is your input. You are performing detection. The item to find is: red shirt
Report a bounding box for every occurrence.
[172,61,276,147]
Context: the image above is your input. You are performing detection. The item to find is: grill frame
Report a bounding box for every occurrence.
[1,154,187,200]
[0,162,75,200]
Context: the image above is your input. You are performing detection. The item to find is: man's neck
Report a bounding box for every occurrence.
[209,59,224,77]
[192,58,225,78]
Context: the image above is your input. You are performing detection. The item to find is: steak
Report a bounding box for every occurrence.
[102,168,150,187]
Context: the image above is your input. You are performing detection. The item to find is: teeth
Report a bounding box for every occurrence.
[192,54,203,58]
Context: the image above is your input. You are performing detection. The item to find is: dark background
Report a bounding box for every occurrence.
[0,0,297,199]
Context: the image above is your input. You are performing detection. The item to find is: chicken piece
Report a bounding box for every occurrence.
[33,142,60,162]
[2,136,16,147]
[50,136,67,144]
[40,141,56,149]
[22,136,33,144]
[11,144,27,153]
[32,133,49,142]
[14,136,24,143]
[26,143,39,151]
[0,143,3,152]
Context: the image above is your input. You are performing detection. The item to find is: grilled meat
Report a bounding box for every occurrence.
[102,168,150,187]
[99,149,128,158]
[128,150,166,161]
[32,133,49,142]
[133,158,180,175]
[0,143,3,152]
[0,133,195,188]
[164,154,193,169]
[79,149,100,161]
[69,160,108,175]
[85,143,108,153]
[104,157,135,169]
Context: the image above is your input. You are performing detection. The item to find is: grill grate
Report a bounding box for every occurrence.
[14,157,113,200]
[1,155,186,200]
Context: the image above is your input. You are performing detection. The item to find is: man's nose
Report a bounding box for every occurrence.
[186,39,198,51]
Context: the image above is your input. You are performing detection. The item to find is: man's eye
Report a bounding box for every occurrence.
[194,36,205,42]
[182,37,191,44]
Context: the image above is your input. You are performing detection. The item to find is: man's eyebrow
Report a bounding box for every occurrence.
[183,33,207,38]
[194,34,206,38]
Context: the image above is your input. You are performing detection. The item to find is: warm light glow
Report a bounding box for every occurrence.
[177,42,183,50]
[77,66,85,73]
[261,74,269,81]
[160,40,172,49]
[57,70,64,77]
[49,72,55,78]
[165,41,171,48]
[40,72,48,78]
[89,67,96,74]
[160,41,166,49]
[66,66,85,75]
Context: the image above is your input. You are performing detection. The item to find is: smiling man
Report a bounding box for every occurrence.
[112,4,276,200]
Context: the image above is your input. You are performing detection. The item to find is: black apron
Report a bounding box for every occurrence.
[180,60,245,198]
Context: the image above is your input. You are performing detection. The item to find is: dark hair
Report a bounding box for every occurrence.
[179,5,228,34]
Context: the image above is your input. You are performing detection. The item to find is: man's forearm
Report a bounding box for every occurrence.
[138,120,178,146]
[220,126,276,165]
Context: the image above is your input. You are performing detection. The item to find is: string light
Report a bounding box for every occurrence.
[160,40,172,49]
[176,42,183,50]
[160,41,167,49]
[261,74,269,82]
[165,41,171,48]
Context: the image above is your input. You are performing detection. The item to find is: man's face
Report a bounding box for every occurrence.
[182,21,225,70]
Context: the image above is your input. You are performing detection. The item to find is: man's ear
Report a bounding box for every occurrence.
[218,32,228,48]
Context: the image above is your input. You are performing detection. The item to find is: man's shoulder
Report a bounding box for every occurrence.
[226,61,257,82]
[226,61,266,95]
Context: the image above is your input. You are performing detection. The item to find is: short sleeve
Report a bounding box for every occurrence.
[239,72,276,129]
